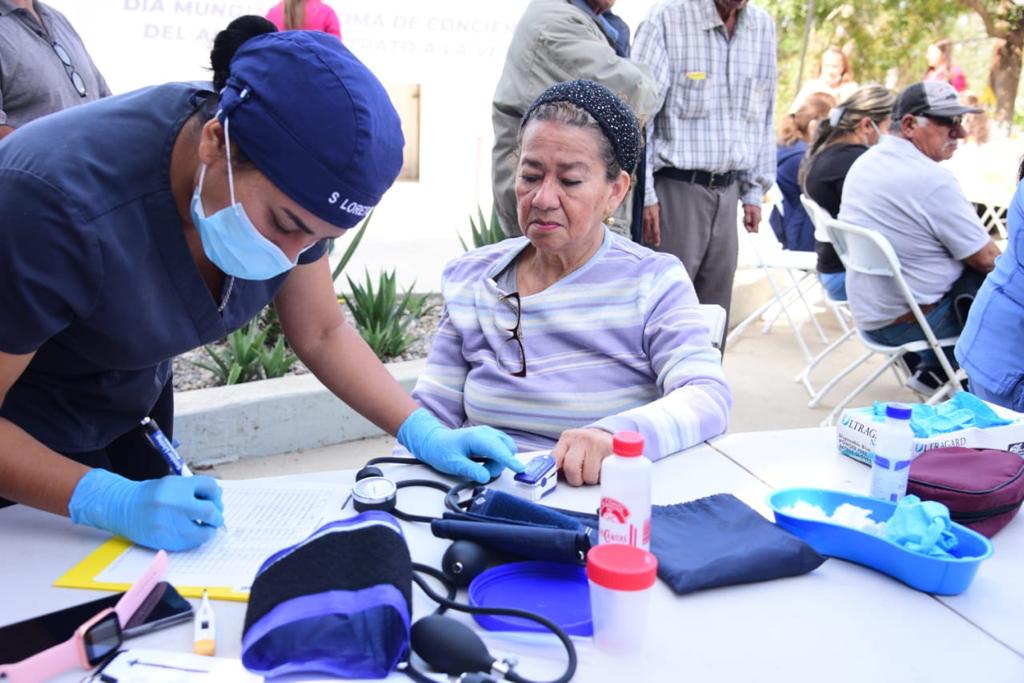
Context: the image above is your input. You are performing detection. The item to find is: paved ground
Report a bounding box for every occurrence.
[723,299,921,432]
[206,287,924,480]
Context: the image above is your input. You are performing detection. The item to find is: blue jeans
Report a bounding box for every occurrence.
[819,272,847,301]
[864,268,984,370]
[865,296,961,369]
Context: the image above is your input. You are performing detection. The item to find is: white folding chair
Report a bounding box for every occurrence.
[794,195,876,407]
[698,303,727,350]
[976,202,1009,241]
[821,218,963,426]
[726,187,828,361]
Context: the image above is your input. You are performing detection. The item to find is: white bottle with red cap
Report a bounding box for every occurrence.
[598,431,652,550]
[586,543,659,655]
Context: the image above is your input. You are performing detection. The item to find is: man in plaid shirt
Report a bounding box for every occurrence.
[633,0,776,324]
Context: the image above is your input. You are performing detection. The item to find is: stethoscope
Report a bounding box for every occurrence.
[345,456,479,522]
[344,456,577,683]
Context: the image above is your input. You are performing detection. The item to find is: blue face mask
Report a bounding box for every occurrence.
[190,118,296,281]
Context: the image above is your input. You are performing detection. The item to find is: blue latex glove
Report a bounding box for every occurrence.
[397,408,524,483]
[950,391,1012,428]
[69,468,224,551]
[873,391,1013,437]
[884,495,959,557]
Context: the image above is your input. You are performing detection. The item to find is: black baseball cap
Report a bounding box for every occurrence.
[892,81,982,121]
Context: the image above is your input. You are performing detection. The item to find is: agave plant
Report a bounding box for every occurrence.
[458,206,507,251]
[343,269,434,360]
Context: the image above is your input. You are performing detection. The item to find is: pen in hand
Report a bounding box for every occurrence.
[140,417,225,530]
[141,416,192,476]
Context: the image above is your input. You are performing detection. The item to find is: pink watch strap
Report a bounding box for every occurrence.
[0,550,169,682]
[114,550,169,627]
[0,635,81,682]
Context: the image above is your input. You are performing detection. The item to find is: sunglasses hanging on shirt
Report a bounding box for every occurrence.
[51,41,88,97]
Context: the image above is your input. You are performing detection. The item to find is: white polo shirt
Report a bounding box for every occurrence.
[838,134,990,330]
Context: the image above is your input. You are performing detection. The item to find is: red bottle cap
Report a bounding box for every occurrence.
[612,431,644,457]
[586,544,658,591]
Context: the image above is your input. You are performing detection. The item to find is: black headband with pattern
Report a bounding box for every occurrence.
[522,79,641,175]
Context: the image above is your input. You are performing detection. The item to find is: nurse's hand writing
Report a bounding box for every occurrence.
[397,408,524,483]
[552,428,614,486]
[68,468,224,551]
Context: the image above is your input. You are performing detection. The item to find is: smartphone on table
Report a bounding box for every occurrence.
[0,582,192,663]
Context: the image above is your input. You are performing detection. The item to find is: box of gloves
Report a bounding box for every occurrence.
[836,392,1024,465]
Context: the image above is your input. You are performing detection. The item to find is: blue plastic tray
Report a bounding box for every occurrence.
[468,561,592,636]
[767,487,994,595]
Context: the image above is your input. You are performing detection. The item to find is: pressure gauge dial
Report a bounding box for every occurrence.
[351,476,398,512]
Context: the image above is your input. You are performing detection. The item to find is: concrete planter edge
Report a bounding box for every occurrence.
[174,358,427,467]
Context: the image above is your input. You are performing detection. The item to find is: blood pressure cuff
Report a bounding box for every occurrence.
[566,493,827,594]
[241,511,412,679]
[431,489,596,564]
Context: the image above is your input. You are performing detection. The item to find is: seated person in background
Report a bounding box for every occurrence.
[403,80,732,486]
[956,162,1024,410]
[949,91,1006,229]
[770,93,835,252]
[790,46,859,111]
[959,91,990,146]
[800,85,895,301]
[839,81,1001,395]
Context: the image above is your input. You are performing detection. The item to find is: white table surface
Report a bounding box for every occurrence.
[711,427,1024,659]
[2,437,1022,683]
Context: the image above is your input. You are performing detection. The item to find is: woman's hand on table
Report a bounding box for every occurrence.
[552,428,614,486]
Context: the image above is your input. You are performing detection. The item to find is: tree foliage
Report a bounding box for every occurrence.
[957,0,1024,126]
[959,0,1024,43]
[763,0,960,108]
[763,0,1022,127]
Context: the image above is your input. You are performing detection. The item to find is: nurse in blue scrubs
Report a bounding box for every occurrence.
[956,164,1024,411]
[0,17,521,551]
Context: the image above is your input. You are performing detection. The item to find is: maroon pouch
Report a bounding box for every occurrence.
[908,447,1024,537]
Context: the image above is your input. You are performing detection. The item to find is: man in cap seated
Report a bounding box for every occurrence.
[838,80,1001,396]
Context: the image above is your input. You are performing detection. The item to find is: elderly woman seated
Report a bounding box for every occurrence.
[406,80,731,485]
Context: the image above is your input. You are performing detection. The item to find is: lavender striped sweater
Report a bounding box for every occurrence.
[409,229,732,461]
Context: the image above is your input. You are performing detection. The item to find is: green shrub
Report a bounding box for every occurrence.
[458,206,506,251]
[260,304,285,349]
[343,269,434,360]
[260,335,299,380]
[332,210,371,282]
[191,320,267,385]
[191,317,299,386]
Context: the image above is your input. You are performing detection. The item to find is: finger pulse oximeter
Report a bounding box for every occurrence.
[506,454,558,501]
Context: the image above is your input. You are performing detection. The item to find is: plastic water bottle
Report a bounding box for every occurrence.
[870,403,915,503]
[599,431,652,550]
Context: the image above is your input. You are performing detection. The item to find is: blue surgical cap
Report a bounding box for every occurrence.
[217,31,404,229]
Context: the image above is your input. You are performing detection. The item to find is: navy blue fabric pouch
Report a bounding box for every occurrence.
[241,511,412,679]
[645,493,826,594]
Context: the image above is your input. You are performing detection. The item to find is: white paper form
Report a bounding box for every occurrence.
[95,479,348,594]
[95,649,261,682]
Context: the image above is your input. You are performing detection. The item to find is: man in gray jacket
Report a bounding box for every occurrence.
[491,0,657,237]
